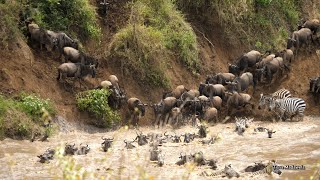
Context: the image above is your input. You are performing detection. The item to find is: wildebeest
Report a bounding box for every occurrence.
[299,19,320,35]
[193,151,206,166]
[203,107,218,123]
[64,143,78,156]
[134,130,148,146]
[163,85,188,99]
[228,50,263,75]
[47,31,78,58]
[101,137,113,152]
[201,137,214,145]
[197,125,208,138]
[150,148,161,161]
[38,148,55,163]
[309,76,320,103]
[230,72,256,93]
[153,97,178,127]
[205,73,236,85]
[176,152,194,166]
[275,49,294,63]
[183,133,196,143]
[266,129,276,138]
[63,47,99,67]
[124,139,136,149]
[168,107,183,127]
[157,152,164,167]
[287,28,312,54]
[77,144,90,155]
[256,54,275,69]
[127,97,147,126]
[199,83,226,100]
[226,92,254,116]
[28,23,56,50]
[57,63,96,90]
[262,57,289,84]
[244,162,267,172]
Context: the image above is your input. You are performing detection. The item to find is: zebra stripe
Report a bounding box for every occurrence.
[269,98,306,121]
[272,89,292,99]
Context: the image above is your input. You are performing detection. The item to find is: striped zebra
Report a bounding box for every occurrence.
[268,97,306,121]
[272,88,292,99]
[258,89,291,110]
[199,164,239,178]
[235,117,253,135]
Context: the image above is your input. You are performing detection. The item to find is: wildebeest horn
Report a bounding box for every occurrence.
[73,143,75,147]
[86,144,89,148]
[124,140,127,144]
[101,136,107,140]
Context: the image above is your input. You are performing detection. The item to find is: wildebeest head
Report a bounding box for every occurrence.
[183,133,196,143]
[228,63,240,76]
[194,151,206,166]
[135,130,148,146]
[101,137,113,152]
[157,152,164,167]
[124,139,136,149]
[150,148,161,161]
[201,137,214,145]
[197,125,207,138]
[206,159,218,170]
[176,152,187,165]
[286,38,297,49]
[77,144,90,155]
[38,148,55,163]
[64,143,78,156]
[171,133,182,143]
[267,129,276,138]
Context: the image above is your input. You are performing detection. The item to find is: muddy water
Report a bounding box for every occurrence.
[0,117,320,180]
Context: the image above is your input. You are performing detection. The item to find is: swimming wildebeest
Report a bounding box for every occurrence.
[134,130,148,146]
[101,137,113,152]
[124,139,136,149]
[77,144,90,155]
[64,143,78,156]
[38,148,55,163]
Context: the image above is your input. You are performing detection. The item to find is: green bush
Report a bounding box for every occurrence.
[76,89,120,128]
[17,93,55,123]
[29,0,101,41]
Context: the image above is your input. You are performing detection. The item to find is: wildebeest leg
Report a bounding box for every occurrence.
[164,113,170,126]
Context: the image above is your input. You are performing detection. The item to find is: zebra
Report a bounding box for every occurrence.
[235,117,253,135]
[258,89,291,110]
[272,88,292,99]
[199,164,240,178]
[268,97,306,121]
[251,160,282,176]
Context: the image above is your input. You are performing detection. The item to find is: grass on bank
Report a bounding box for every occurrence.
[0,93,56,139]
[109,0,199,88]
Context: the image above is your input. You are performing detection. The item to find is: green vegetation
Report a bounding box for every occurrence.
[109,0,199,87]
[28,0,101,41]
[175,0,301,51]
[0,1,23,49]
[76,89,120,128]
[0,94,56,139]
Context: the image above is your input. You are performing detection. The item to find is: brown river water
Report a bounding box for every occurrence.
[1,116,320,180]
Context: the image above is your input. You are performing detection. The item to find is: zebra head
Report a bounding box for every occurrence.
[258,94,272,110]
[268,98,279,111]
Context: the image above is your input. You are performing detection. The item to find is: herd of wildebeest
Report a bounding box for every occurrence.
[26,17,320,178]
